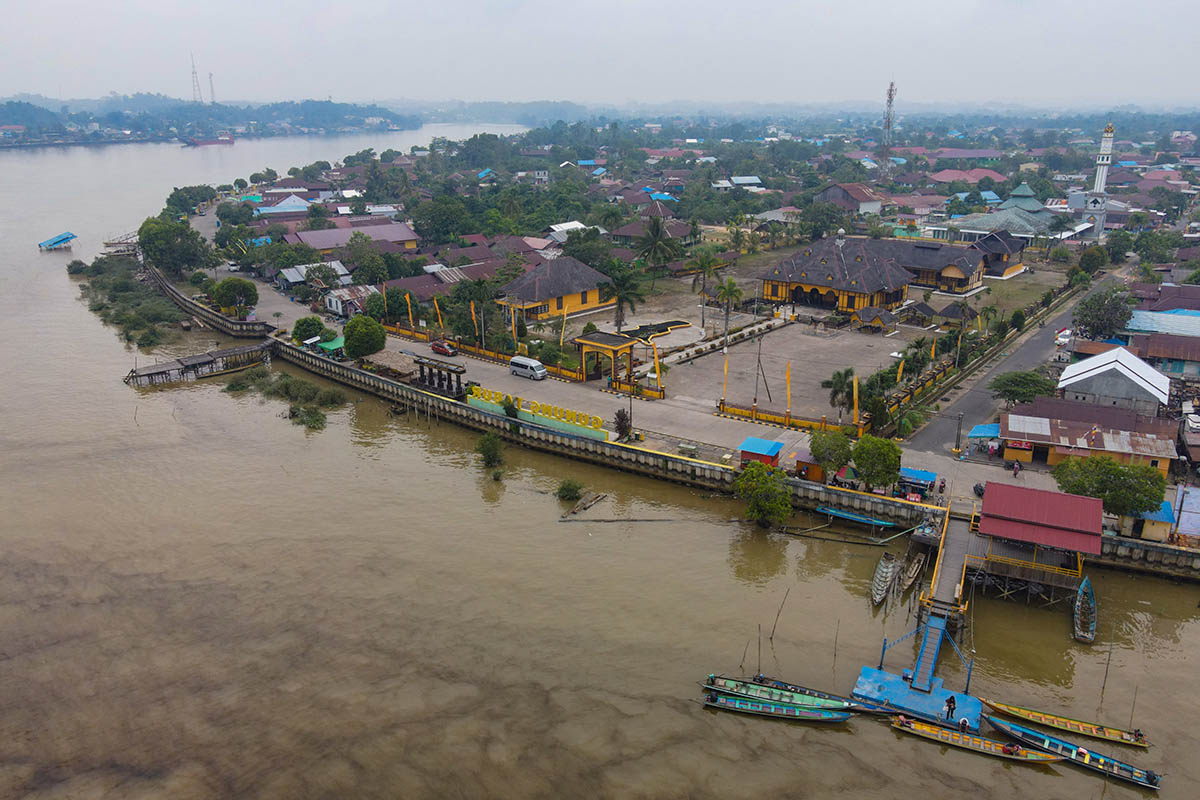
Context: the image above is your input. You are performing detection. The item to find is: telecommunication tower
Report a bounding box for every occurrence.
[190,53,203,103]
[881,81,897,177]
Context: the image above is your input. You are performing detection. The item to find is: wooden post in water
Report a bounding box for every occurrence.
[739,639,750,675]
[1128,684,1139,730]
[1100,626,1115,697]
[769,588,790,642]
[832,617,840,678]
[757,624,762,676]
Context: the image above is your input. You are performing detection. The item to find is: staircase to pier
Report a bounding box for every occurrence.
[910,614,947,692]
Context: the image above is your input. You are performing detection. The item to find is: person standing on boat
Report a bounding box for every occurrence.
[945,695,956,720]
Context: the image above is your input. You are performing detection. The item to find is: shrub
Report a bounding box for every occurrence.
[314,388,347,407]
[288,404,326,430]
[189,270,208,286]
[613,408,632,439]
[1010,309,1026,331]
[476,432,504,467]
[293,316,324,342]
[1050,246,1071,263]
[582,322,598,335]
[66,259,88,275]
[733,461,792,528]
[556,478,585,501]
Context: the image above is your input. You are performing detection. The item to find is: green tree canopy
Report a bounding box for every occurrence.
[1051,455,1165,517]
[988,370,1056,407]
[852,435,902,490]
[600,266,646,332]
[292,316,324,342]
[1078,246,1110,274]
[733,461,793,528]
[138,217,216,276]
[1073,287,1133,340]
[1104,230,1133,264]
[343,314,386,358]
[808,429,852,478]
[561,227,611,268]
[212,277,259,310]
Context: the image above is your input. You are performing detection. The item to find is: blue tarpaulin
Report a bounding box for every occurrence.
[738,437,783,457]
[899,467,937,485]
[968,423,1000,439]
[1136,501,1175,524]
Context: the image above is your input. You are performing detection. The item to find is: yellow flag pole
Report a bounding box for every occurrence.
[559,307,568,347]
[470,300,479,342]
[405,293,414,329]
[852,374,860,427]
[785,360,792,425]
[433,296,444,329]
[721,351,729,409]
[896,359,905,384]
[651,341,663,392]
[930,338,936,360]
[511,304,518,344]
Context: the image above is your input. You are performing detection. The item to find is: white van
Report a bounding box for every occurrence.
[510,355,548,380]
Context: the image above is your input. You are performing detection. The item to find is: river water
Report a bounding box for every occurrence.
[0,125,1196,799]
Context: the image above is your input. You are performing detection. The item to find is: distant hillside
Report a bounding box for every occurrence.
[0,101,65,131]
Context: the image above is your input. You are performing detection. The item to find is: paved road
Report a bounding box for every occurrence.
[906,275,1120,453]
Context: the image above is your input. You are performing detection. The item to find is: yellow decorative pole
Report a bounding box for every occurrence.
[896,359,905,384]
[651,341,663,392]
[404,293,414,329]
[470,300,479,342]
[852,374,860,427]
[721,351,729,410]
[559,307,568,347]
[433,296,444,329]
[785,360,792,427]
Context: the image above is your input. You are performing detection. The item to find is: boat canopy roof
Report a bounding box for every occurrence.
[38,232,77,248]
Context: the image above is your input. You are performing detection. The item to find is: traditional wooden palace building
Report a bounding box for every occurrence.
[760,232,996,312]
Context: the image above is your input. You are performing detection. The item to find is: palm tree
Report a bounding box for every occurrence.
[821,367,855,422]
[688,248,721,329]
[600,268,647,333]
[714,278,744,347]
[980,304,999,334]
[727,225,746,252]
[635,215,682,291]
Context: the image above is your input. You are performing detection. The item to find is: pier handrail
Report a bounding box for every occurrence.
[921,508,953,610]
[964,552,1082,579]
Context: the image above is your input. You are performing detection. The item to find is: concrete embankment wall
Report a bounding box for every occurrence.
[271,338,929,523]
[1091,535,1200,580]
[145,268,274,338]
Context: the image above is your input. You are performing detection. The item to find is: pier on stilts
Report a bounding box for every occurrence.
[852,483,1098,731]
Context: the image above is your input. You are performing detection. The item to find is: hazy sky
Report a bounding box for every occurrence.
[4,0,1199,108]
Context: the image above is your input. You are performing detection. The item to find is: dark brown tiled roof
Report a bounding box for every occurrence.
[764,236,981,295]
[500,256,609,303]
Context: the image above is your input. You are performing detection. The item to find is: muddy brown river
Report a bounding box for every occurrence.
[0,128,1196,798]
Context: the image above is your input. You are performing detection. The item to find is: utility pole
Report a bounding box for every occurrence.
[953,412,964,454]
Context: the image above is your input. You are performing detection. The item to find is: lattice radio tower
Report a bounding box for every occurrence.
[881,80,897,177]
[190,53,204,103]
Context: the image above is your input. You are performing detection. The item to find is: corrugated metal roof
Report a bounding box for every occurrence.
[1127,309,1200,337]
[1008,414,1050,435]
[1058,347,1169,405]
[979,483,1102,555]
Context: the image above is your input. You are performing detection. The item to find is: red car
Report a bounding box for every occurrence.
[431,340,457,357]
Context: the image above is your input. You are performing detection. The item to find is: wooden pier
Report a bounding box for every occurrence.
[124,342,270,387]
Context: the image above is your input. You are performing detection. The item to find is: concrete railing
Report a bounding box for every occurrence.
[146,267,275,338]
[1092,533,1200,580]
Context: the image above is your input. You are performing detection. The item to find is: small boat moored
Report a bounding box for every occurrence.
[746,674,892,714]
[816,505,896,528]
[980,698,1149,747]
[871,552,900,605]
[38,232,77,251]
[703,692,853,723]
[900,551,927,593]
[892,716,1064,764]
[986,715,1162,790]
[703,675,857,710]
[1074,576,1097,643]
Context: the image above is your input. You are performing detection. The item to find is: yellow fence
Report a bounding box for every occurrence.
[718,400,863,436]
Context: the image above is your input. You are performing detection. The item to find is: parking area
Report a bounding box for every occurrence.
[667,321,927,420]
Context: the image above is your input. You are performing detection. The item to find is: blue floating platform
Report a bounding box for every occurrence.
[852,667,982,733]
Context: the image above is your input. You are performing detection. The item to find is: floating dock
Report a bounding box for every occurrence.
[38,231,77,250]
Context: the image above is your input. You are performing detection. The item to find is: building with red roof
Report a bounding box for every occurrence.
[978,483,1103,555]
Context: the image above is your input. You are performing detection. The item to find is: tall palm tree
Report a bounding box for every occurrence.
[980,304,999,334]
[688,247,721,329]
[600,268,647,333]
[727,225,746,252]
[821,367,855,422]
[714,278,744,347]
[635,215,682,291]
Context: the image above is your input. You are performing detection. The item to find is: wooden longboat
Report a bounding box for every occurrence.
[900,551,927,593]
[980,698,1149,747]
[1074,576,1097,643]
[746,675,892,714]
[871,552,899,605]
[702,692,853,723]
[703,675,856,710]
[892,717,1064,763]
[985,716,1161,790]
